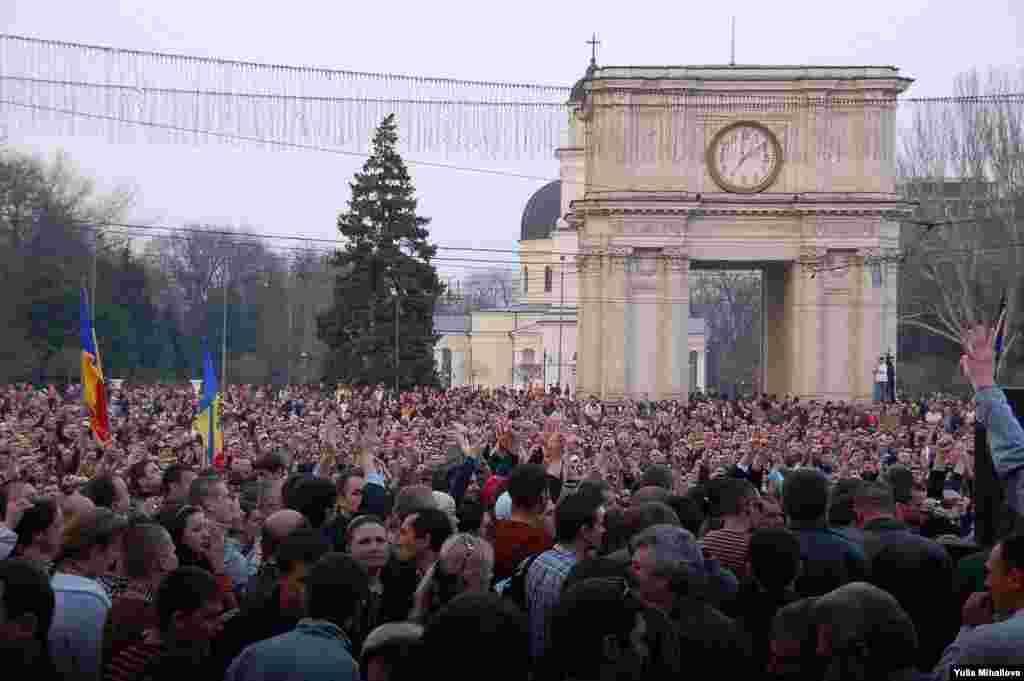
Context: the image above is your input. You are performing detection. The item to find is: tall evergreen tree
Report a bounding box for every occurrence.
[318,114,443,389]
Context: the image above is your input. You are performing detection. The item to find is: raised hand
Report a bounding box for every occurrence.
[961,323,997,391]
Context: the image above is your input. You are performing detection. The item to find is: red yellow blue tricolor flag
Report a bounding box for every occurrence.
[80,287,111,445]
[192,345,223,468]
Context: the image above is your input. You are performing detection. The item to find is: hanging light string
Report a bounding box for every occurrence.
[0,33,571,94]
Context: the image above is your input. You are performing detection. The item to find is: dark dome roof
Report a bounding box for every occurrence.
[520,180,561,241]
[569,63,596,103]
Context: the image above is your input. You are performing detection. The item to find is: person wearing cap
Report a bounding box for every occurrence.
[50,507,127,680]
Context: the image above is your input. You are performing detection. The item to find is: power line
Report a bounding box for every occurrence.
[0,33,571,93]
[59,217,588,258]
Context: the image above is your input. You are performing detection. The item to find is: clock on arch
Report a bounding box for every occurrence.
[706,121,783,194]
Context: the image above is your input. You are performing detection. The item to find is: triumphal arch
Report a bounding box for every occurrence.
[561,65,913,401]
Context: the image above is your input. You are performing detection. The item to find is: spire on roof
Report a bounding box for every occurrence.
[586,33,600,68]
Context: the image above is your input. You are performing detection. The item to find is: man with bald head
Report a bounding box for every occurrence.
[246,509,309,606]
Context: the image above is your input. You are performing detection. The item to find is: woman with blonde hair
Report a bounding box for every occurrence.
[410,533,494,623]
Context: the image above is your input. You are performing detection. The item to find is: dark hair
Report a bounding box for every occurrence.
[14,497,60,555]
[457,498,484,534]
[81,475,118,509]
[550,578,644,679]
[306,553,369,624]
[121,523,173,579]
[393,485,437,523]
[276,528,330,575]
[666,495,704,536]
[289,477,338,529]
[155,566,220,633]
[639,464,674,491]
[0,559,56,646]
[554,491,604,544]
[749,528,802,592]
[161,464,193,493]
[126,460,153,498]
[783,469,830,523]
[281,474,311,510]
[410,508,454,553]
[421,593,529,680]
[506,464,549,511]
[238,479,269,516]
[714,478,757,516]
[187,474,224,507]
[360,625,424,681]
[576,479,611,506]
[828,494,857,527]
[622,502,680,540]
[163,505,210,571]
[255,451,289,473]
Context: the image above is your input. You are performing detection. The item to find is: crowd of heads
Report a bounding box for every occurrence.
[0,380,1013,680]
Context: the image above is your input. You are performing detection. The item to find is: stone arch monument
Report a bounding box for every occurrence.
[561,65,914,401]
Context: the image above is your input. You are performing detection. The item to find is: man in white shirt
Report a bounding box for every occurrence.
[50,507,126,680]
[874,357,888,403]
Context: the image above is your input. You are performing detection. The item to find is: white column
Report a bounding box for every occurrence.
[697,350,707,393]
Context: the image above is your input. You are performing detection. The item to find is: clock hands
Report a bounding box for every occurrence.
[730,140,768,177]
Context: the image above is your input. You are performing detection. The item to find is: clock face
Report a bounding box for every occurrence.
[707,122,782,194]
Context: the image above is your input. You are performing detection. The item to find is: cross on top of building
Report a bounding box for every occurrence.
[587,33,600,67]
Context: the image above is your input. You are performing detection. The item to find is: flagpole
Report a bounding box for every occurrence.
[993,291,1008,384]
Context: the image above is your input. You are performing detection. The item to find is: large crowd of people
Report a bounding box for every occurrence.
[0,323,1021,680]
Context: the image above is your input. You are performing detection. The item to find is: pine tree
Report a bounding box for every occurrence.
[317,114,443,389]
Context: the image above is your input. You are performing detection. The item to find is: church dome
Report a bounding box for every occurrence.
[520,180,561,241]
[569,63,596,104]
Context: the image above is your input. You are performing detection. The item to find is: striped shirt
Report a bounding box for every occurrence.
[104,640,163,681]
[700,528,750,579]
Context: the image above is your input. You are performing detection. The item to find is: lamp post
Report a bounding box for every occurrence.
[557,255,565,387]
[393,288,400,397]
[221,265,229,390]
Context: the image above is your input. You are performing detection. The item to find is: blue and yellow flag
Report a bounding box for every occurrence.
[192,347,223,468]
[80,288,111,445]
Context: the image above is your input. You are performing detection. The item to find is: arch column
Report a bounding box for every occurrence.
[658,246,690,401]
[575,246,604,397]
[602,246,631,399]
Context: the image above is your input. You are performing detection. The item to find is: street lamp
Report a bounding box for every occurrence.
[557,255,565,388]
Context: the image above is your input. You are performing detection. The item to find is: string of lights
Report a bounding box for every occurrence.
[2,74,1018,108]
[0,33,571,93]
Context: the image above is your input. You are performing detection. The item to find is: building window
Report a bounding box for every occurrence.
[544,266,553,293]
[523,267,529,294]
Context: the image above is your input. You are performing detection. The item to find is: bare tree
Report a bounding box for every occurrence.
[690,270,762,391]
[145,224,270,336]
[898,68,1024,375]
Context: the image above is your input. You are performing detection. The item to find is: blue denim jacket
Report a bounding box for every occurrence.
[974,387,1024,517]
[224,618,359,681]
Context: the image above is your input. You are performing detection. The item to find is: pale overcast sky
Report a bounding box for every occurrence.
[3,0,1022,279]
